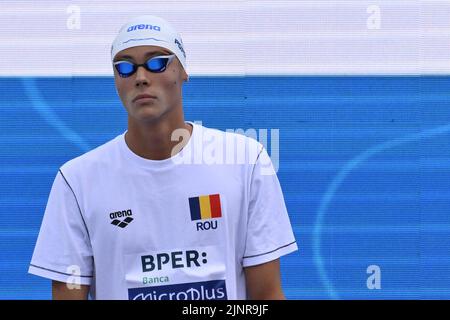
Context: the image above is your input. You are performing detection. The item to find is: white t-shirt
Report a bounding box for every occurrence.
[29,121,297,300]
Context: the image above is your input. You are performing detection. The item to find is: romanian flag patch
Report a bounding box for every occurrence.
[188,194,222,221]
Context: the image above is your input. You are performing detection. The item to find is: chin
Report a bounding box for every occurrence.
[132,108,165,123]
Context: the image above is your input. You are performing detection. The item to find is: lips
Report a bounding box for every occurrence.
[133,94,157,102]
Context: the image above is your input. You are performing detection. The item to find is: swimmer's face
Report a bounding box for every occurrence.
[113,45,188,123]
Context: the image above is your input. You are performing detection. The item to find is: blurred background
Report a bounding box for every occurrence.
[0,0,449,299]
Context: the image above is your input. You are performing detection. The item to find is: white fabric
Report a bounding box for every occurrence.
[29,121,297,300]
[111,15,187,73]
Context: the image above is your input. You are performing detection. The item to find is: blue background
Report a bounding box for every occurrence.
[1,75,449,299]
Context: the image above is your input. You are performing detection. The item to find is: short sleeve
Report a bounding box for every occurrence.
[28,170,94,285]
[243,144,298,267]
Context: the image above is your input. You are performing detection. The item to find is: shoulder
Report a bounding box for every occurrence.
[195,122,264,163]
[59,134,122,179]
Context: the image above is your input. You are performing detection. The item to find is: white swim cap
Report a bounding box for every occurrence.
[111,15,187,74]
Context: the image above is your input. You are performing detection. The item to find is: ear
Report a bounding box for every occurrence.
[182,70,189,83]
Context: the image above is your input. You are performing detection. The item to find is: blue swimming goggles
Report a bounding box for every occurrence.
[113,54,175,78]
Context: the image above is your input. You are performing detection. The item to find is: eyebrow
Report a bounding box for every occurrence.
[114,51,169,62]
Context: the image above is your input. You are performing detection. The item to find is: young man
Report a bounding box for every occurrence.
[29,15,297,300]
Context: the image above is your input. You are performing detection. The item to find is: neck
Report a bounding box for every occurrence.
[124,115,193,161]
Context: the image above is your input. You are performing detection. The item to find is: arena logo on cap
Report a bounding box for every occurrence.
[127,24,161,32]
[175,39,186,58]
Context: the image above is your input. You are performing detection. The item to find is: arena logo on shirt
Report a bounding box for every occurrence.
[188,194,222,231]
[109,209,134,228]
[128,279,227,300]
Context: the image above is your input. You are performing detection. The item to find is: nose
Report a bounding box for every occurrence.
[134,65,151,87]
